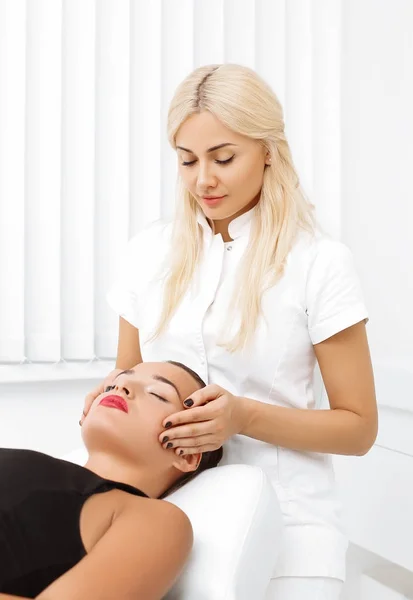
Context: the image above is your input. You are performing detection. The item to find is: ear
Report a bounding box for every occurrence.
[172,452,201,474]
[262,145,271,164]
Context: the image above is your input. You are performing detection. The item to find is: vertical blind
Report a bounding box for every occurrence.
[0,0,342,366]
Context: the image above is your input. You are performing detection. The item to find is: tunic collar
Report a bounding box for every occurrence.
[196,204,257,241]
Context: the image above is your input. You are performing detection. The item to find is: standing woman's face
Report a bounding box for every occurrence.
[175,110,270,222]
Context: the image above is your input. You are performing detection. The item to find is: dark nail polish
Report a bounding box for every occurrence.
[179,449,184,455]
[166,442,173,449]
[184,399,194,407]
[165,422,172,428]
[162,436,169,444]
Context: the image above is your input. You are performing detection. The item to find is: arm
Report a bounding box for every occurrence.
[116,316,143,369]
[36,500,193,600]
[240,321,378,456]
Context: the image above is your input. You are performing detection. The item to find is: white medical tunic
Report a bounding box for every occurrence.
[106,206,369,580]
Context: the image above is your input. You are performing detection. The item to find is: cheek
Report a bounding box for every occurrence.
[235,160,263,191]
[140,404,175,434]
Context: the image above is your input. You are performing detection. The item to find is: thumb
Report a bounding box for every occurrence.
[81,382,104,424]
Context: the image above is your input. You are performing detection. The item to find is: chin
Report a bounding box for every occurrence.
[203,205,237,219]
[82,416,130,454]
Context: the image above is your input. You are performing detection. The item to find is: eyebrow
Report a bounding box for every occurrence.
[151,375,182,401]
[176,143,238,154]
[115,370,182,401]
[115,369,135,379]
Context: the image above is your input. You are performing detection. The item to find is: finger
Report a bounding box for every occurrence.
[81,389,100,423]
[159,421,214,444]
[81,381,107,423]
[175,443,220,456]
[163,434,216,450]
[182,384,223,409]
[162,404,216,429]
[84,390,98,412]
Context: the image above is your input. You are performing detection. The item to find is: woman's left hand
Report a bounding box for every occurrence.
[158,384,249,455]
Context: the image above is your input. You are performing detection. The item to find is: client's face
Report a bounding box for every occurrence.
[81,362,202,472]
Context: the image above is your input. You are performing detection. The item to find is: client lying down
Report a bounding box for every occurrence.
[0,361,222,600]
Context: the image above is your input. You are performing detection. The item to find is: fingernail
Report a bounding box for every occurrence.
[78,419,82,427]
[179,449,184,455]
[184,399,194,407]
[82,411,86,416]
[162,436,169,443]
[166,442,173,449]
[165,422,172,428]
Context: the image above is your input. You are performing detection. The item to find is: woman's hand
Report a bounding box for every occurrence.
[80,368,124,425]
[158,384,250,455]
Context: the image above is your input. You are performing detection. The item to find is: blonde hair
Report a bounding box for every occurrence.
[151,63,316,352]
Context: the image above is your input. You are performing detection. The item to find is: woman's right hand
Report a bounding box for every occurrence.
[80,368,125,426]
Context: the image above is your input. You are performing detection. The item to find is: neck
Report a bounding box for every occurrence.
[212,194,260,242]
[84,451,179,499]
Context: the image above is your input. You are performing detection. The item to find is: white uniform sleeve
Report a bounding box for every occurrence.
[306,239,369,344]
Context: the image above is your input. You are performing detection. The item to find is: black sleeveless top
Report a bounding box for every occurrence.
[0,447,148,598]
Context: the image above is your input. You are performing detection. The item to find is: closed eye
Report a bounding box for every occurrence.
[105,385,168,403]
[150,393,169,403]
[181,156,234,167]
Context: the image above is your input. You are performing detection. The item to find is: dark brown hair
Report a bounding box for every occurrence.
[158,360,223,499]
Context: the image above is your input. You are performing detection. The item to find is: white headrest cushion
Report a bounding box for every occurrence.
[165,464,283,600]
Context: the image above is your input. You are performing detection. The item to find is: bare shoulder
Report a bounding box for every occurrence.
[123,494,192,537]
[39,492,193,599]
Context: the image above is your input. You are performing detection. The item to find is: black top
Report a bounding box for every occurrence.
[0,447,148,598]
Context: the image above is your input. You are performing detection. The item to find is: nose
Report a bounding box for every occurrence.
[113,380,130,397]
[196,161,218,193]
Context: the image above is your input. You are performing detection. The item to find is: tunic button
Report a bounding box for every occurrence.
[227,245,232,251]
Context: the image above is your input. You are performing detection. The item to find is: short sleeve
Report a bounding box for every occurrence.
[305,239,369,344]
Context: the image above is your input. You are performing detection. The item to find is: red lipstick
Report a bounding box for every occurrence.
[99,395,128,413]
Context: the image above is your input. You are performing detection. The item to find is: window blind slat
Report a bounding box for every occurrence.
[61,0,96,360]
[25,0,62,361]
[194,0,225,67]
[0,0,26,363]
[312,0,342,239]
[285,0,313,198]
[255,0,286,108]
[95,0,130,358]
[224,0,256,67]
[130,0,162,233]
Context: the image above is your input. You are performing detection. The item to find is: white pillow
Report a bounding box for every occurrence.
[61,448,283,600]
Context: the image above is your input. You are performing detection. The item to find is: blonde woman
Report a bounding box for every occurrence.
[82,64,378,600]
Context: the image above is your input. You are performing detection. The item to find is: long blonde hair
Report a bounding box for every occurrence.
[151,63,316,352]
